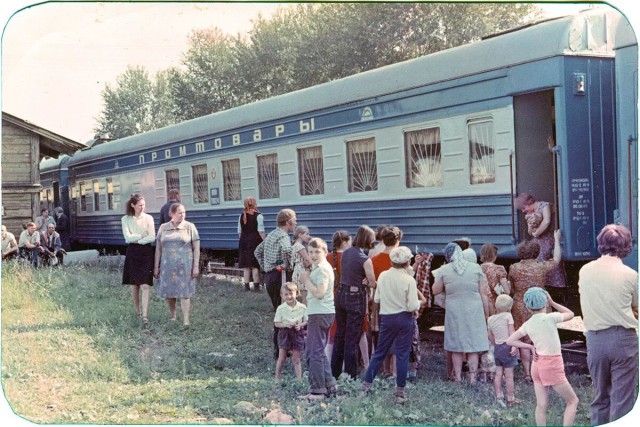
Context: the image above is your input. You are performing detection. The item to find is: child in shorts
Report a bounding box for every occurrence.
[506,287,579,426]
[487,294,519,407]
[274,282,308,381]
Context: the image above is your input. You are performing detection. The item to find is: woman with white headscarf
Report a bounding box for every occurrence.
[433,243,490,383]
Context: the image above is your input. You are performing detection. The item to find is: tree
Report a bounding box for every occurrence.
[232,2,542,100]
[96,2,542,138]
[168,28,238,122]
[94,66,176,139]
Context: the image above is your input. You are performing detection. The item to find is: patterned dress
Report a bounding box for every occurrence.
[156,220,200,299]
[526,201,566,288]
[480,262,508,316]
[508,259,556,329]
[292,241,310,289]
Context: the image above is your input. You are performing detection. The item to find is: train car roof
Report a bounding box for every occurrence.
[40,155,71,172]
[67,8,630,166]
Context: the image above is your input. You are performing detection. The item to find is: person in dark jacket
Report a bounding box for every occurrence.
[53,207,71,251]
[159,189,180,225]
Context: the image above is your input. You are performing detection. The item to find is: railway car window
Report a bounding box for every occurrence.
[93,181,100,211]
[71,185,78,205]
[106,178,114,210]
[79,182,87,212]
[257,154,280,199]
[165,169,180,194]
[347,138,378,192]
[468,119,496,184]
[192,164,209,204]
[222,159,241,201]
[404,128,442,188]
[298,146,324,196]
[40,189,53,212]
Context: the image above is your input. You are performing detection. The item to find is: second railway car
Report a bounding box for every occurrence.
[41,9,637,278]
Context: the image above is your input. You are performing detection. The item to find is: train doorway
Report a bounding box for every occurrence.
[513,90,559,240]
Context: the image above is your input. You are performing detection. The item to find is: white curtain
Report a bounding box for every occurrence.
[468,120,495,184]
[406,128,442,188]
[348,138,378,192]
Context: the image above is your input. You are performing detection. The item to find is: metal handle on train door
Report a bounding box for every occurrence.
[509,150,516,244]
[551,145,560,231]
[628,135,636,234]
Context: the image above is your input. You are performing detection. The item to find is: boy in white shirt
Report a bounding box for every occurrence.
[487,294,519,407]
[273,282,307,381]
[507,287,579,427]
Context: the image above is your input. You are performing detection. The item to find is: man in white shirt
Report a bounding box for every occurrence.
[579,224,638,426]
[2,225,19,260]
[18,222,41,267]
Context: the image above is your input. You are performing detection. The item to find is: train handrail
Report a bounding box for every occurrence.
[552,145,560,231]
[509,150,516,244]
[628,135,636,235]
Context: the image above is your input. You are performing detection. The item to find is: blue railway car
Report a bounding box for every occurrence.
[39,155,71,217]
[41,9,637,279]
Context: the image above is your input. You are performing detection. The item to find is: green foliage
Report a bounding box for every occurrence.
[169,28,239,122]
[95,3,542,138]
[2,262,595,425]
[94,66,176,139]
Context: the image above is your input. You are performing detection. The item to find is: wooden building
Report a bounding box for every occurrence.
[1,112,84,234]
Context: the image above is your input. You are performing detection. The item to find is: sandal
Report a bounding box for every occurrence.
[298,393,325,401]
[325,386,337,398]
[142,317,149,325]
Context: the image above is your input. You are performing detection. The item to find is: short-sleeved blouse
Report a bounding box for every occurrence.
[481,262,508,315]
[508,259,556,329]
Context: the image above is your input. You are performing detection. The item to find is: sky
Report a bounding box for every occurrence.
[0,0,638,145]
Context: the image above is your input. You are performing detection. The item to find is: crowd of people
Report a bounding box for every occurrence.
[2,191,637,425]
[2,207,70,267]
[247,195,638,425]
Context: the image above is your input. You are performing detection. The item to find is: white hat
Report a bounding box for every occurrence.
[390,246,413,264]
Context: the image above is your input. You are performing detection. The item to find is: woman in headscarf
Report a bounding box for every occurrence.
[433,243,490,383]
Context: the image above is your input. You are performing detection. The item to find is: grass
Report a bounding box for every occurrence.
[1,261,595,425]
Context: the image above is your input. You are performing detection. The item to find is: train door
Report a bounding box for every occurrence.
[52,181,60,208]
[513,90,558,240]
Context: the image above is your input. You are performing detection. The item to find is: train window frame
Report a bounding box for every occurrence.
[165,169,180,195]
[222,158,241,202]
[468,117,496,185]
[257,153,280,200]
[297,145,325,196]
[93,180,100,211]
[79,182,87,212]
[346,137,378,193]
[404,126,443,189]
[192,164,210,204]
[106,178,114,210]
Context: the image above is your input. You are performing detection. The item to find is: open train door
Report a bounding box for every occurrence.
[513,90,559,241]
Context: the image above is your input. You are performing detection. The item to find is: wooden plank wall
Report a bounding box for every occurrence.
[1,121,41,234]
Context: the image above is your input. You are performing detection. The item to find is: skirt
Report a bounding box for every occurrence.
[122,243,154,286]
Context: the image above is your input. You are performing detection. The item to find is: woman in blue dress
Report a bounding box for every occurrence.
[154,203,200,327]
[433,243,490,383]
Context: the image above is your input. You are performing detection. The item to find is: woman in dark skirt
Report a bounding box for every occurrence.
[121,193,156,324]
[237,196,265,291]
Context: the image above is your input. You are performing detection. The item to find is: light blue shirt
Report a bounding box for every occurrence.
[306,259,335,315]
